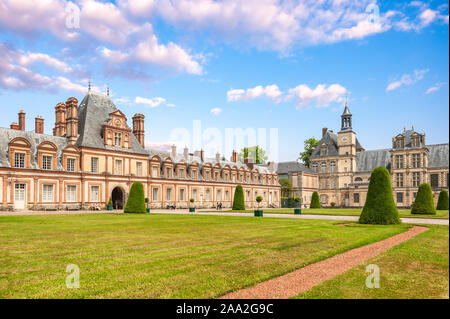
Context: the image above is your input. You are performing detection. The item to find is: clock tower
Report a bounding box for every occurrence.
[337,96,357,181]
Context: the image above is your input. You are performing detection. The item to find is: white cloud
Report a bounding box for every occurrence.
[227,84,282,102]
[210,107,222,115]
[386,69,429,92]
[426,82,445,94]
[287,84,347,108]
[134,96,170,108]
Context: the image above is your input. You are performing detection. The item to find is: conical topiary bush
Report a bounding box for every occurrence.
[411,183,436,215]
[124,182,146,213]
[310,191,321,208]
[232,185,245,210]
[359,167,401,224]
[436,190,449,210]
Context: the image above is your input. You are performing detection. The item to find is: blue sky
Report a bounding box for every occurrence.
[0,0,448,162]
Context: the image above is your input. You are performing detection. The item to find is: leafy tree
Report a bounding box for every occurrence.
[232,185,246,210]
[411,183,436,215]
[238,146,268,164]
[124,182,146,213]
[359,167,401,224]
[298,137,320,167]
[279,178,292,197]
[437,190,449,210]
[310,191,321,208]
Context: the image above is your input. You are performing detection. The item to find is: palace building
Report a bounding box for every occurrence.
[278,99,449,208]
[0,89,280,211]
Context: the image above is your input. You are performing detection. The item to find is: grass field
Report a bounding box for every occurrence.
[0,213,410,299]
[218,208,449,219]
[293,225,449,299]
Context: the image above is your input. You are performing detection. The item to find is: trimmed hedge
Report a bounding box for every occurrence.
[437,190,449,210]
[124,182,146,214]
[359,167,400,225]
[232,185,245,210]
[310,191,321,208]
[411,183,436,215]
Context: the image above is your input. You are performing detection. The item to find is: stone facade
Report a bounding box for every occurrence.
[0,90,280,211]
[279,100,449,208]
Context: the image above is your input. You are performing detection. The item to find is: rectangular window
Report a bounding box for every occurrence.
[395,155,404,169]
[192,189,197,201]
[42,155,52,170]
[396,173,404,188]
[430,174,439,187]
[136,162,143,176]
[91,157,98,173]
[397,192,403,203]
[205,189,211,201]
[42,184,54,202]
[312,164,318,173]
[67,158,76,172]
[246,191,250,201]
[166,167,171,178]
[321,162,326,173]
[191,170,196,179]
[115,159,123,175]
[206,171,210,180]
[14,153,25,168]
[67,185,76,202]
[179,169,184,179]
[330,162,336,173]
[412,154,420,168]
[412,172,420,187]
[321,179,327,189]
[91,185,100,202]
[152,166,158,178]
[114,132,122,147]
[216,189,221,201]
[225,190,229,201]
[166,188,172,201]
[354,193,360,203]
[152,188,159,201]
[215,172,219,181]
[330,179,335,189]
[179,189,185,201]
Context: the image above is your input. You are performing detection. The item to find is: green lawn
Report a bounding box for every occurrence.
[218,208,449,219]
[0,213,410,299]
[293,225,449,299]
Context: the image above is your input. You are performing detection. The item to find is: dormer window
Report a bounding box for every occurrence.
[395,137,404,149]
[114,132,122,147]
[320,144,328,156]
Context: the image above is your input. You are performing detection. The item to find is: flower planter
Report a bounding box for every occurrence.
[189,208,196,212]
[294,208,302,215]
[254,209,263,217]
[107,206,113,211]
[146,208,150,213]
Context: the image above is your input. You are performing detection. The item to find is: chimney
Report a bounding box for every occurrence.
[54,102,66,136]
[322,127,328,137]
[18,110,25,131]
[65,97,78,144]
[171,144,177,158]
[10,122,20,130]
[216,152,221,162]
[194,150,201,158]
[268,161,275,173]
[183,146,189,160]
[35,116,44,134]
[244,157,254,170]
[231,150,237,163]
[200,149,204,162]
[132,113,145,148]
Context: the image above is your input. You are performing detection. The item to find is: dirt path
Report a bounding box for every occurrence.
[220,226,429,299]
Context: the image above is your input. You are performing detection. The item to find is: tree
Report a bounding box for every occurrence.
[298,137,320,167]
[279,178,292,197]
[411,183,436,215]
[310,191,321,208]
[124,182,146,213]
[238,146,268,164]
[359,167,401,224]
[437,190,449,210]
[232,185,245,210]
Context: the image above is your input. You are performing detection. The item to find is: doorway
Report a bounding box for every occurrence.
[14,183,26,210]
[111,187,124,209]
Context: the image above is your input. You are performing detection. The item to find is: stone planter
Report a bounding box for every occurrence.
[294,208,301,215]
[189,207,196,212]
[146,208,150,213]
[254,209,263,217]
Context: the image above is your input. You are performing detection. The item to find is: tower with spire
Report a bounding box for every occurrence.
[340,94,352,132]
[337,94,358,181]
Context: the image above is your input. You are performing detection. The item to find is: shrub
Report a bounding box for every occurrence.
[437,190,449,210]
[359,167,400,224]
[256,195,263,208]
[232,185,245,210]
[310,192,321,208]
[124,182,146,214]
[411,183,436,215]
[330,202,336,207]
[190,198,195,203]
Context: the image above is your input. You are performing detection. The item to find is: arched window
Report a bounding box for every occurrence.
[355,177,363,182]
[330,161,336,172]
[321,162,327,173]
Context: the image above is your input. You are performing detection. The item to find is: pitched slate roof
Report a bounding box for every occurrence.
[310,130,339,158]
[356,149,391,172]
[77,91,147,154]
[0,127,68,169]
[394,129,425,149]
[427,144,449,168]
[277,161,316,174]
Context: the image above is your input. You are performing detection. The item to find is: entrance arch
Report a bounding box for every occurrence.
[111,187,125,209]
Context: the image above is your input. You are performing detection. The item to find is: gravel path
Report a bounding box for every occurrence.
[220,226,429,299]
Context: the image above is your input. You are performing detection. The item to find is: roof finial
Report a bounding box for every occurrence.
[345,92,348,107]
[107,84,110,97]
[412,124,414,131]
[88,80,91,92]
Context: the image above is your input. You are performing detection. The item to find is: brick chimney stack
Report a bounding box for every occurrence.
[231,150,238,163]
[171,144,177,158]
[18,110,25,131]
[322,127,328,137]
[54,102,66,136]
[200,149,204,162]
[66,97,79,144]
[183,146,189,160]
[132,113,145,148]
[10,122,20,130]
[35,116,44,134]
[244,157,254,170]
[216,152,221,162]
